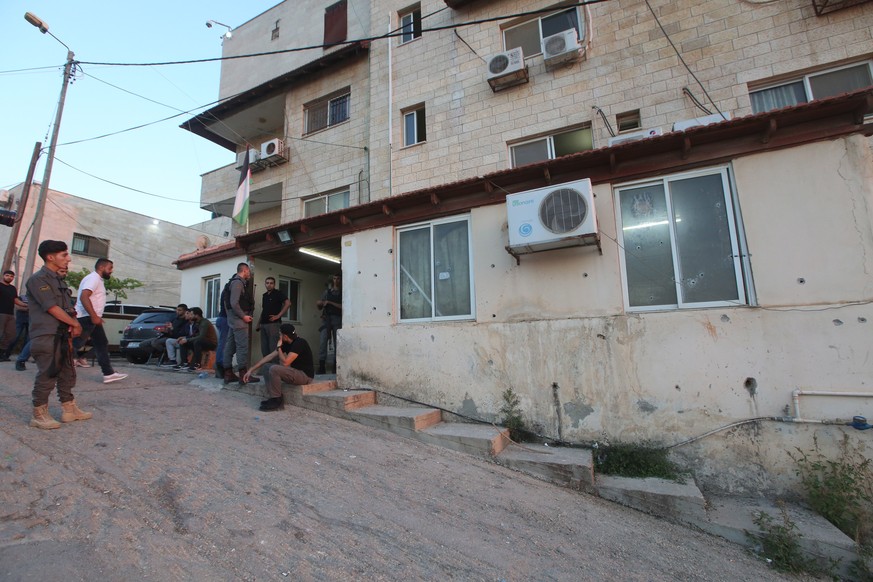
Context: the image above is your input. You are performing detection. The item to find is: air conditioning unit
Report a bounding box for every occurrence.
[542,29,581,68]
[486,47,528,91]
[235,149,261,170]
[672,112,732,132]
[506,179,597,254]
[607,127,663,146]
[261,138,288,164]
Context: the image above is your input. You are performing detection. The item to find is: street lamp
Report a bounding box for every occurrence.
[205,20,233,40]
[22,12,76,280]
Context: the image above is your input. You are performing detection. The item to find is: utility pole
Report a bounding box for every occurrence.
[22,12,75,280]
[1,142,41,275]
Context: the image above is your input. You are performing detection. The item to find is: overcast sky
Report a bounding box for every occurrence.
[1,1,280,229]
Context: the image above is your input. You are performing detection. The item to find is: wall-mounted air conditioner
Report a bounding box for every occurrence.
[235,149,261,170]
[261,138,288,164]
[542,29,581,68]
[506,179,597,254]
[607,128,663,146]
[486,47,528,91]
[672,112,732,132]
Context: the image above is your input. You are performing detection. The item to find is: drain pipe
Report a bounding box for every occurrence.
[792,389,873,422]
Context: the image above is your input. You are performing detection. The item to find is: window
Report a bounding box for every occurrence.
[615,167,751,311]
[399,4,422,44]
[278,277,300,321]
[503,7,581,58]
[750,61,873,113]
[397,215,473,322]
[271,20,280,41]
[510,126,592,168]
[71,233,109,257]
[305,89,351,134]
[402,104,426,147]
[204,276,221,319]
[616,110,641,132]
[304,189,350,217]
[323,0,347,45]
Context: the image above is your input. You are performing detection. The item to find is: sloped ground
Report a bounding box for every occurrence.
[0,363,806,581]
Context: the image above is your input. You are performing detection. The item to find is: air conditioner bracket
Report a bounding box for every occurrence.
[505,232,601,265]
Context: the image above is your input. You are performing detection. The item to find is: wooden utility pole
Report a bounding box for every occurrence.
[1,142,42,276]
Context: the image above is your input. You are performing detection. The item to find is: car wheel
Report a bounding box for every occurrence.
[127,354,149,364]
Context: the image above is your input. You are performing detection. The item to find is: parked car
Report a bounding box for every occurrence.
[119,308,176,364]
[98,303,175,352]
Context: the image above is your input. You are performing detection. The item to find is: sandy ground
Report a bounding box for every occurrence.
[0,361,803,581]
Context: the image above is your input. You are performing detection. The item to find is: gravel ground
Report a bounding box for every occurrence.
[0,362,805,581]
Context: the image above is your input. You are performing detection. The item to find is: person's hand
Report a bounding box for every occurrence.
[255,326,260,332]
[70,322,82,338]
[277,338,283,349]
[269,314,280,322]
[179,338,187,345]
[91,315,103,325]
[243,315,253,323]
[242,370,251,383]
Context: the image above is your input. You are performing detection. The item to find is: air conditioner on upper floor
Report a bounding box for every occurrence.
[672,112,732,132]
[261,138,288,164]
[542,29,581,68]
[506,179,597,254]
[607,128,663,146]
[235,149,261,170]
[486,47,529,91]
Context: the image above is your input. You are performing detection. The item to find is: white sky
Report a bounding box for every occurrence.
[0,1,280,228]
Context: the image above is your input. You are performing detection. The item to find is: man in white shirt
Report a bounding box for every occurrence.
[73,258,127,384]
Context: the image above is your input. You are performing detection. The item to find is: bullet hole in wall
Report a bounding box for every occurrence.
[721,314,730,323]
[833,319,844,326]
[797,278,806,284]
[744,377,757,396]
[859,317,868,323]
[675,385,681,391]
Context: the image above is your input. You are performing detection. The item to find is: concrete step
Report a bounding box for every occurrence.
[595,475,707,522]
[349,405,442,433]
[497,444,595,493]
[417,422,510,457]
[300,380,337,394]
[301,389,377,416]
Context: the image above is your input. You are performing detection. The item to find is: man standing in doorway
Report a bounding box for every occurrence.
[315,273,342,375]
[223,262,259,385]
[257,276,291,357]
[26,240,89,429]
[0,270,27,361]
[72,258,128,384]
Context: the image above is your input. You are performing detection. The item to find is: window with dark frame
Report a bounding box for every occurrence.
[271,20,280,41]
[503,7,582,58]
[750,61,873,113]
[204,276,221,319]
[399,4,422,44]
[403,104,426,146]
[304,189,350,218]
[278,277,300,321]
[71,233,110,257]
[324,0,348,45]
[305,89,351,134]
[509,126,592,168]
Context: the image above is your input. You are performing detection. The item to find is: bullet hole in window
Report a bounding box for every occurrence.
[744,377,757,396]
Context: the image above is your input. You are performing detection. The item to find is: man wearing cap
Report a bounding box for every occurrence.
[243,323,313,411]
[25,240,90,429]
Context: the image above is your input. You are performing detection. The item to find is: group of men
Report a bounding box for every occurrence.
[11,245,342,427]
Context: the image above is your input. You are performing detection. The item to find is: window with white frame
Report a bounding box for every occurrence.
[402,104,426,147]
[503,6,582,58]
[204,275,221,319]
[304,189,350,217]
[277,277,300,321]
[750,61,873,114]
[510,126,592,168]
[399,4,422,44]
[304,88,351,134]
[397,215,473,322]
[71,233,110,257]
[615,167,751,311]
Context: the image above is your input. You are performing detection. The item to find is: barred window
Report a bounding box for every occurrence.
[305,89,351,134]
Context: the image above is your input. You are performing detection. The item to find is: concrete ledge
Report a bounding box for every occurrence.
[498,444,595,492]
[595,475,707,522]
[350,405,442,432]
[302,389,377,415]
[418,423,510,457]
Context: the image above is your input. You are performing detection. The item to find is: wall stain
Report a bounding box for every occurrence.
[637,400,657,413]
[563,401,594,428]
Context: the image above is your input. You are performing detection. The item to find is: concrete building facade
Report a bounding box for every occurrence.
[180,0,873,494]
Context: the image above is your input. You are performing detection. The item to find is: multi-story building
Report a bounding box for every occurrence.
[179,0,873,493]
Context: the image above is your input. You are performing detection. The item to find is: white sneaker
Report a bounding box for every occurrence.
[103,372,128,384]
[75,358,92,368]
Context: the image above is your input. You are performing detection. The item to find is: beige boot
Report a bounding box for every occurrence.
[30,404,61,430]
[61,400,93,423]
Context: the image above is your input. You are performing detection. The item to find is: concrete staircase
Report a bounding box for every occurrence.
[213,376,860,577]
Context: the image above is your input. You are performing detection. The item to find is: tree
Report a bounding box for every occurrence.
[65,268,144,301]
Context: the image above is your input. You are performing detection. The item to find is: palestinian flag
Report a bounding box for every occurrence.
[233,149,251,225]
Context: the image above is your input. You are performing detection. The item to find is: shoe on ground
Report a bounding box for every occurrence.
[30,404,61,429]
[75,357,92,368]
[160,361,176,367]
[61,399,93,422]
[187,363,201,371]
[172,364,185,370]
[15,361,26,371]
[103,372,128,384]
[258,397,284,411]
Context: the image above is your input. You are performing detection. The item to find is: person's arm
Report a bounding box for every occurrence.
[79,288,103,325]
[244,349,278,382]
[279,349,299,367]
[230,280,252,323]
[47,305,83,337]
[269,298,292,322]
[14,297,27,309]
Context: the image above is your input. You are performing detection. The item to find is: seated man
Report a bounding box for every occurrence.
[153,304,187,364]
[243,323,313,412]
[177,307,217,371]
[166,308,196,366]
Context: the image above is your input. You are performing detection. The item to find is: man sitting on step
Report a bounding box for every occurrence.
[243,323,313,412]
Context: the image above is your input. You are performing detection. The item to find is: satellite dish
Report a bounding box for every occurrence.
[196,235,211,250]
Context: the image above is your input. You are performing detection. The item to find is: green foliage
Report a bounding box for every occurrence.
[746,503,833,576]
[499,387,527,442]
[593,440,682,481]
[790,435,873,577]
[64,268,144,301]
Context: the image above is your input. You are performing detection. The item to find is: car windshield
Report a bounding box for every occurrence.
[130,312,174,325]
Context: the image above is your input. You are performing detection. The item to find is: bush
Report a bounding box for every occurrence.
[593,440,682,481]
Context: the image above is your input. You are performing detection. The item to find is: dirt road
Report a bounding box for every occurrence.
[1,364,797,581]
